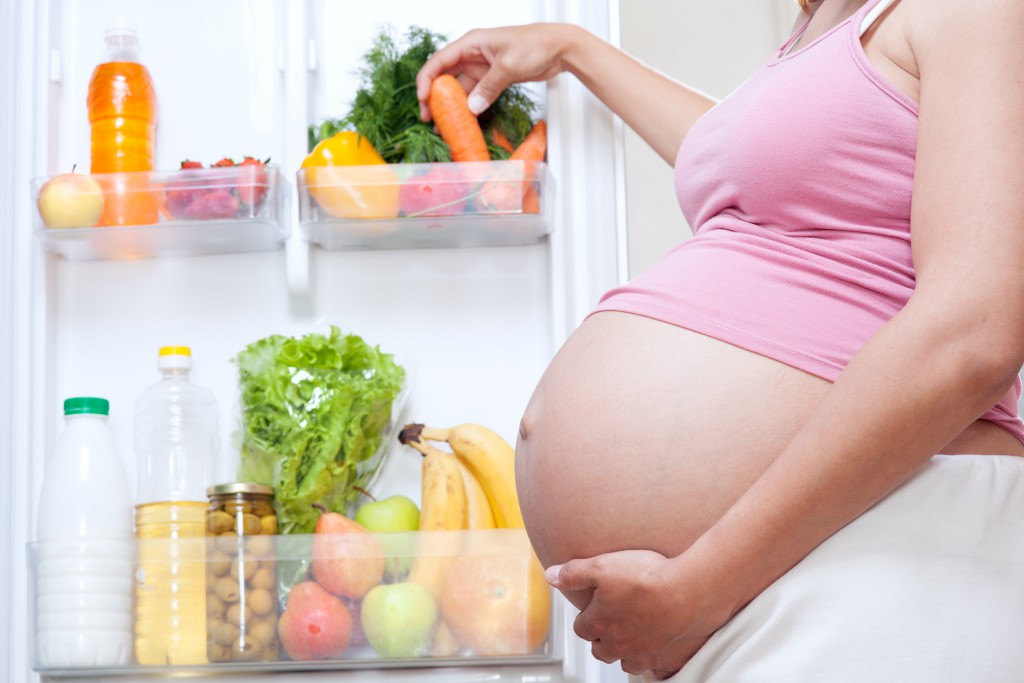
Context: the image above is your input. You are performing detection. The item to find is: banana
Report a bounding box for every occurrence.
[417,423,524,529]
[456,457,496,530]
[399,432,466,598]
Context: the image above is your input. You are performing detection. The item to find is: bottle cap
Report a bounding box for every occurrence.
[64,397,110,416]
[104,18,139,43]
[207,483,275,498]
[158,345,192,371]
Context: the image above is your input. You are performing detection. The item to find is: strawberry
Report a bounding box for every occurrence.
[236,156,269,212]
[182,189,239,220]
[165,160,210,218]
[212,157,236,168]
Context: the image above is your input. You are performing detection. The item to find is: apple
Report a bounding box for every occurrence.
[37,171,104,228]
[311,505,386,600]
[360,581,439,658]
[355,495,420,581]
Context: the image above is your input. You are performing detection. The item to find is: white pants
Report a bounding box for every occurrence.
[632,454,1024,683]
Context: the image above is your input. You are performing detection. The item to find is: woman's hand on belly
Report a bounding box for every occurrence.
[546,548,725,679]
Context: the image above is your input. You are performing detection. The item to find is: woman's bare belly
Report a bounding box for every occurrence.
[515,311,1023,572]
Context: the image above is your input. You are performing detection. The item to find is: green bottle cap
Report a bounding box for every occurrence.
[63,397,110,416]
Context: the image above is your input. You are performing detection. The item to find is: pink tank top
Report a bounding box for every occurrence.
[593,0,1024,445]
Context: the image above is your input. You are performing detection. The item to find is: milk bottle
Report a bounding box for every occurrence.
[35,397,133,667]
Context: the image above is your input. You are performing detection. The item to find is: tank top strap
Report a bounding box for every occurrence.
[858,0,900,36]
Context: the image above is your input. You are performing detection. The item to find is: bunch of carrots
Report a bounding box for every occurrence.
[428,74,547,213]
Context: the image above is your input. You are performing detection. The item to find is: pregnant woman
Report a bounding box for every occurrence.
[418,0,1024,679]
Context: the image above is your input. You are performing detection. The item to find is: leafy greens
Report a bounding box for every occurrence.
[234,327,405,534]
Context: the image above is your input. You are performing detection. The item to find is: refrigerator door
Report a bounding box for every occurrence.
[2,0,627,681]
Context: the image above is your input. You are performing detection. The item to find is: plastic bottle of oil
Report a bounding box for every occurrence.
[87,21,159,226]
[132,347,218,665]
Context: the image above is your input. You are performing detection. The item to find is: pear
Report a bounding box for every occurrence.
[311,505,386,600]
[278,581,352,660]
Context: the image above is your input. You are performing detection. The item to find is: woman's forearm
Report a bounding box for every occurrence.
[560,25,717,165]
[680,294,1022,622]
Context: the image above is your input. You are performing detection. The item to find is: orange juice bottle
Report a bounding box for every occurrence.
[87,23,159,227]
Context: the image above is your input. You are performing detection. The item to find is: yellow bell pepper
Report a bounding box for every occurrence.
[301,132,401,219]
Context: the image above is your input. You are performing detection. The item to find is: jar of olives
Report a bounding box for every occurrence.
[205,483,278,662]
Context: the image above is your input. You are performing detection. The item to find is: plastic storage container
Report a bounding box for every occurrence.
[132,346,219,665]
[34,397,134,668]
[205,483,279,662]
[29,528,560,676]
[87,22,160,227]
[31,164,288,261]
[297,161,554,250]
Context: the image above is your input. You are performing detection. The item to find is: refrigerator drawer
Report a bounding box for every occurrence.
[27,529,561,677]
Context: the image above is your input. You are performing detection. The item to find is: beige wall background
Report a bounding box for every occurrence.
[619,0,801,277]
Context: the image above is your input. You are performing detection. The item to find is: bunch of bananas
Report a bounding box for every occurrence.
[398,422,551,657]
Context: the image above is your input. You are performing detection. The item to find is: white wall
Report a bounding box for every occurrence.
[619,0,800,277]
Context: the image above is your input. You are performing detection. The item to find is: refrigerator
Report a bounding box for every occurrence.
[2,0,626,680]
[0,1,796,682]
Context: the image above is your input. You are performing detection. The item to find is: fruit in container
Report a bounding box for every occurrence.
[311,505,386,600]
[354,494,420,581]
[278,581,353,660]
[163,160,208,218]
[162,156,270,220]
[398,165,472,218]
[360,581,439,658]
[301,131,401,219]
[36,170,105,229]
[439,547,551,656]
[183,189,239,220]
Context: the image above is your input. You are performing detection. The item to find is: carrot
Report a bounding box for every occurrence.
[476,119,547,214]
[491,127,514,154]
[428,74,490,162]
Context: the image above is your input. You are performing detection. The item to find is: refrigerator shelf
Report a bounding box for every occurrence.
[297,161,554,250]
[28,529,560,677]
[31,166,289,261]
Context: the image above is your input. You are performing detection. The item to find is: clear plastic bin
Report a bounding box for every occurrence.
[31,165,288,261]
[27,528,560,676]
[297,161,554,250]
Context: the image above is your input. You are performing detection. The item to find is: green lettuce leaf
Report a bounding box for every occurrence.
[233,326,405,534]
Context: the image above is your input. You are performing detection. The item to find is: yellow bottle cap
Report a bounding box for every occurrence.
[158,346,192,357]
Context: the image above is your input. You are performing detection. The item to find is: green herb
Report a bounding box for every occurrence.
[234,326,405,534]
[308,25,538,160]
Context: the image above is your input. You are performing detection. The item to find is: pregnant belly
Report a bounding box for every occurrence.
[515,311,834,570]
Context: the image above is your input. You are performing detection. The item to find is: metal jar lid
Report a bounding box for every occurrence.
[206,482,275,497]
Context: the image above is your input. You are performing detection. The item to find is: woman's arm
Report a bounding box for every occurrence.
[549,0,1024,675]
[416,23,716,165]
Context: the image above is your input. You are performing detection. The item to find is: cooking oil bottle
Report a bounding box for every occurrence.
[133,346,218,664]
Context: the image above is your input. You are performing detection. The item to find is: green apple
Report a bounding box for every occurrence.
[37,171,104,228]
[360,581,438,658]
[355,495,420,580]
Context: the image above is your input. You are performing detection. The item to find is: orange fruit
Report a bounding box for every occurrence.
[439,547,551,656]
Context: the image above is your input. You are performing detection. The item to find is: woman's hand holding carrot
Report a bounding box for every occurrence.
[416,23,579,121]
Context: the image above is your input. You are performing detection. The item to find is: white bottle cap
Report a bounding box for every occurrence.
[157,346,192,371]
[105,18,138,43]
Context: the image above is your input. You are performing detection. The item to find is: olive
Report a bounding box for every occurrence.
[208,551,232,577]
[211,621,240,647]
[250,567,276,590]
[207,510,235,535]
[232,636,263,661]
[215,533,240,554]
[249,620,277,649]
[227,602,254,628]
[230,559,258,582]
[248,588,275,616]
[213,576,242,603]
[241,513,262,535]
[206,593,227,618]
[207,643,230,662]
[260,515,278,535]
[245,535,274,559]
[224,500,252,516]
